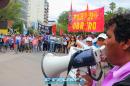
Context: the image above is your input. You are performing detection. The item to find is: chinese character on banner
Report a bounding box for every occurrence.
[52,24,56,36]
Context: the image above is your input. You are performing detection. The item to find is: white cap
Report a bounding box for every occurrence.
[97,33,108,39]
[86,37,93,42]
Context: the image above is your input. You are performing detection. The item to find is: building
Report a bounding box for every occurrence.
[14,0,49,29]
[44,0,49,25]
[27,0,49,29]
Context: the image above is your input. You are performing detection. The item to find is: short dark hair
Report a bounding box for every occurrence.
[98,37,105,41]
[106,13,130,43]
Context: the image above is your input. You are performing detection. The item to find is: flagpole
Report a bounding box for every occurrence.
[68,0,72,33]
[85,3,89,35]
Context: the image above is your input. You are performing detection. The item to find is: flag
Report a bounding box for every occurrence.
[52,24,56,36]
[60,29,63,36]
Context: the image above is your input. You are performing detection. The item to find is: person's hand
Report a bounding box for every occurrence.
[100,51,107,62]
[81,74,93,86]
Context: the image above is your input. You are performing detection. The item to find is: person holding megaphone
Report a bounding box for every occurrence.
[81,13,130,86]
[100,13,130,86]
[41,13,130,86]
[73,13,130,86]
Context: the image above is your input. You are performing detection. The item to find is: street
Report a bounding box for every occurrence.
[0,51,44,86]
[0,51,79,86]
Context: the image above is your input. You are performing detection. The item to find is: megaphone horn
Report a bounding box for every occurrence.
[41,47,81,78]
[41,46,106,81]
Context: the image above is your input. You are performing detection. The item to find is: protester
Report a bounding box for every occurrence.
[85,37,93,47]
[49,34,56,52]
[63,35,68,54]
[102,13,130,85]
[95,33,108,48]
[0,37,4,52]
[67,36,77,50]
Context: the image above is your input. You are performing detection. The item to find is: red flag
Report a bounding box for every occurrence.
[52,24,56,36]
[60,29,63,36]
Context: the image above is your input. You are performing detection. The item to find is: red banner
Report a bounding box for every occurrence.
[68,7,104,32]
[52,24,56,35]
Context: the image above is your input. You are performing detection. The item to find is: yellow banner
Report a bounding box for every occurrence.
[0,29,8,35]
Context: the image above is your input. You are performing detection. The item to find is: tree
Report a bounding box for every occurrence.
[0,1,22,21]
[109,2,116,13]
[0,1,23,34]
[57,11,69,33]
[117,7,124,14]
[105,11,115,22]
[12,20,23,34]
[124,8,130,14]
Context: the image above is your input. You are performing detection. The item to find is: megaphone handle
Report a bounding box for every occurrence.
[63,56,74,86]
[87,62,103,81]
[63,51,81,86]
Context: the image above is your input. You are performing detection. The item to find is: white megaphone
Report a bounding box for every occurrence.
[41,45,105,79]
[41,46,81,77]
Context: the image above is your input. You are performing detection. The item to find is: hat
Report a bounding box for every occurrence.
[97,33,108,39]
[86,37,93,42]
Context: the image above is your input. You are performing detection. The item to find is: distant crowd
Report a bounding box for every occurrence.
[0,33,107,54]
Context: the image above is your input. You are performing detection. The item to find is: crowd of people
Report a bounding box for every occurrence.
[0,32,107,54]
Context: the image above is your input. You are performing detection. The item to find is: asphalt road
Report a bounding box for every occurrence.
[0,51,44,86]
[0,51,80,86]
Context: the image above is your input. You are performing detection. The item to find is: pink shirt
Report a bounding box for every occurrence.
[32,38,38,45]
[102,62,130,86]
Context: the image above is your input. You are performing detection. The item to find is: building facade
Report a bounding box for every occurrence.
[14,0,49,29]
[27,0,49,29]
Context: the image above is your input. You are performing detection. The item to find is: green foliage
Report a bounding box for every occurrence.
[0,1,22,34]
[104,3,116,31]
[28,27,39,35]
[105,11,115,22]
[57,11,69,33]
[116,7,130,14]
[109,2,116,13]
[0,2,22,21]
[117,7,124,14]
[12,20,23,34]
[28,27,34,35]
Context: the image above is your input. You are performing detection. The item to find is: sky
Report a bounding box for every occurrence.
[48,0,130,21]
